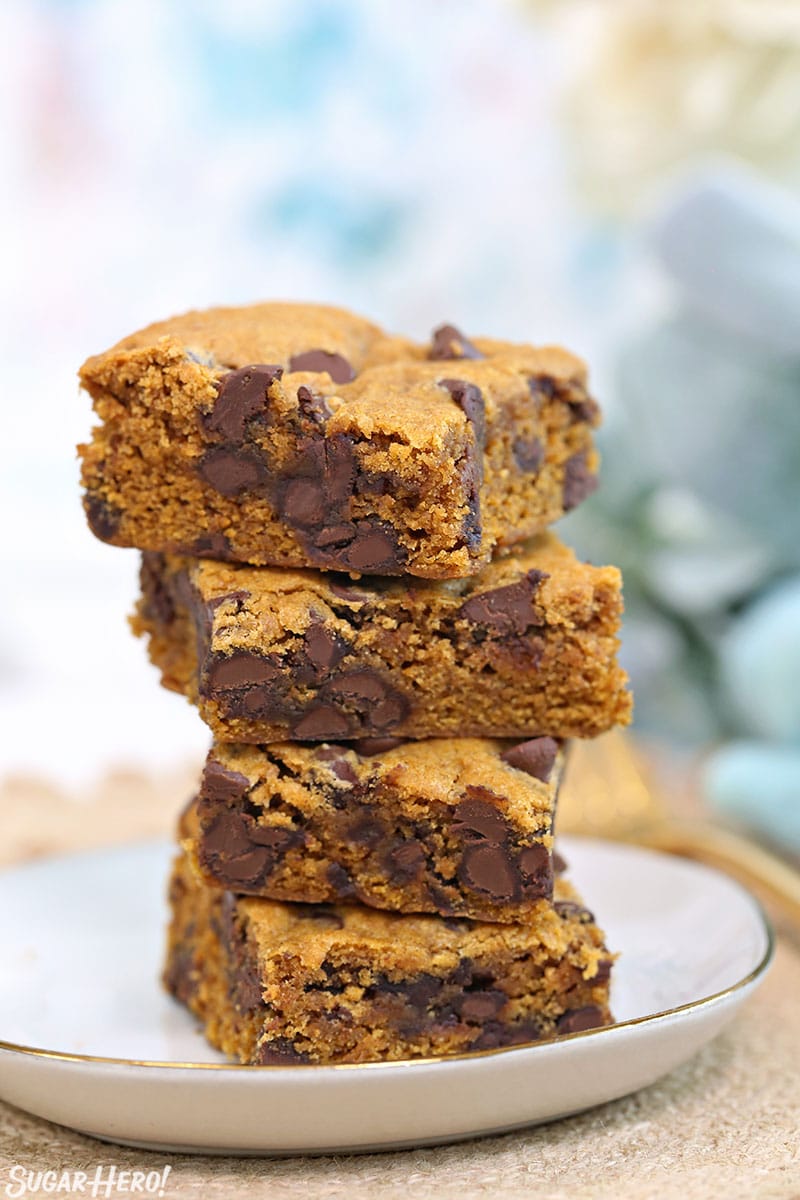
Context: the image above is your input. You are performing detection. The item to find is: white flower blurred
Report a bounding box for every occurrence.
[531,0,800,212]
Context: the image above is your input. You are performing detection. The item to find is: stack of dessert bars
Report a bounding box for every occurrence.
[78,304,631,1065]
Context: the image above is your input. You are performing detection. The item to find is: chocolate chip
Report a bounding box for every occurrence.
[322,436,356,505]
[84,492,121,541]
[202,813,275,886]
[328,670,388,704]
[325,670,410,731]
[206,364,283,442]
[201,758,251,805]
[512,435,544,473]
[347,816,384,847]
[326,862,358,899]
[281,477,326,526]
[459,569,548,637]
[315,746,359,784]
[471,1018,543,1050]
[594,958,613,985]
[439,378,485,439]
[197,446,268,496]
[429,324,483,361]
[205,652,279,692]
[451,793,509,841]
[457,990,507,1021]
[552,849,568,874]
[296,384,332,423]
[562,451,598,511]
[517,844,552,895]
[190,531,234,559]
[386,840,426,881]
[289,349,356,383]
[331,524,404,573]
[256,1038,310,1065]
[565,384,599,425]
[207,588,249,614]
[528,374,558,400]
[555,1005,605,1035]
[501,736,559,782]
[293,705,353,740]
[352,737,404,756]
[458,844,517,900]
[439,379,485,550]
[554,900,595,924]
[304,623,348,672]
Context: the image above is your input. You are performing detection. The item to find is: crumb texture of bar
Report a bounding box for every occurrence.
[79,303,600,578]
[182,735,565,922]
[165,848,614,1065]
[132,532,631,742]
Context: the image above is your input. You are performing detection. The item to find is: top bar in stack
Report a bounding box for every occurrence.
[78,303,600,579]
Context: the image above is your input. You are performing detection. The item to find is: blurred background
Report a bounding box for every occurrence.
[2,0,799,846]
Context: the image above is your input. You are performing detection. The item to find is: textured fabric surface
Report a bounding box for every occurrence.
[1,763,799,1198]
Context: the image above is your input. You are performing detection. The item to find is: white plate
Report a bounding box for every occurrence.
[0,837,772,1155]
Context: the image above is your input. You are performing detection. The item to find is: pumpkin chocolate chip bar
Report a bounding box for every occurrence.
[181,735,565,923]
[132,532,631,743]
[79,302,600,579]
[165,844,614,1065]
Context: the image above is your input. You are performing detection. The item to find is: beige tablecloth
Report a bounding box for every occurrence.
[1,760,799,1199]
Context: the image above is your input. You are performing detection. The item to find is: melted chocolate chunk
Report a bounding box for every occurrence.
[512,435,545,473]
[517,843,552,892]
[593,958,614,985]
[554,900,595,924]
[352,737,404,756]
[457,990,507,1021]
[315,669,410,733]
[439,378,485,439]
[190,531,234,559]
[555,1005,605,1035]
[501,736,559,782]
[281,477,326,526]
[206,365,283,442]
[439,378,486,548]
[197,446,268,497]
[256,1038,310,1065]
[205,652,280,692]
[459,569,548,637]
[326,862,358,899]
[296,384,332,423]
[451,792,510,841]
[386,840,426,882]
[471,1019,543,1050]
[201,758,251,805]
[304,623,348,672]
[207,588,249,614]
[84,492,122,541]
[562,451,598,511]
[528,374,558,401]
[458,844,518,900]
[429,323,483,361]
[289,349,355,383]
[314,745,360,783]
[293,705,354,740]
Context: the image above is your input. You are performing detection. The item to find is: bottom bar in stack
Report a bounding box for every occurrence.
[165,846,614,1066]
